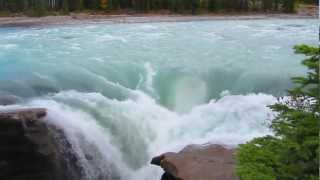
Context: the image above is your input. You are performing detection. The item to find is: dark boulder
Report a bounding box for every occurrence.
[0,108,83,180]
[151,155,164,166]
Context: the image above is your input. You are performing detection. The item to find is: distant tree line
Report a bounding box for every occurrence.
[300,0,319,4]
[0,0,317,16]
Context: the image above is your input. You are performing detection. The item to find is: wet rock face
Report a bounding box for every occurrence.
[0,108,83,180]
[0,95,21,105]
[151,144,238,180]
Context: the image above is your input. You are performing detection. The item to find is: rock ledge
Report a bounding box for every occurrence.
[151,144,238,180]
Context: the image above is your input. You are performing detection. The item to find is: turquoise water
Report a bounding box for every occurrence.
[0,19,318,179]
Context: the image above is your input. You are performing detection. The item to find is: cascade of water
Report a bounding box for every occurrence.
[0,19,317,179]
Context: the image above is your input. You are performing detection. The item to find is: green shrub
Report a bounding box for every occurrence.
[236,45,319,180]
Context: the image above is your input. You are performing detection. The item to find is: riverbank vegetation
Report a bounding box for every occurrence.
[236,45,319,180]
[0,0,318,16]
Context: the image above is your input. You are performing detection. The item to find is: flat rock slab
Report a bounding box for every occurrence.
[151,144,238,180]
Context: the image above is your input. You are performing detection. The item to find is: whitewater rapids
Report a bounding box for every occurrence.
[0,18,318,179]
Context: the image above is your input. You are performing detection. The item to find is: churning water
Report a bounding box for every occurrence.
[0,18,318,179]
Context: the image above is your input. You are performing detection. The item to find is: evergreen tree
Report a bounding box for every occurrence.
[236,45,319,180]
[208,0,216,12]
[191,0,200,14]
[34,0,46,16]
[100,0,108,10]
[282,0,297,13]
[62,0,69,13]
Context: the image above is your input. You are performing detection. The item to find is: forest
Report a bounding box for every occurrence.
[0,0,317,16]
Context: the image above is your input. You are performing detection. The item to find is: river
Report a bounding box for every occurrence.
[0,18,317,179]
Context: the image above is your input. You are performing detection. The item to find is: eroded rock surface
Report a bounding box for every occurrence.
[151,144,238,180]
[0,108,83,180]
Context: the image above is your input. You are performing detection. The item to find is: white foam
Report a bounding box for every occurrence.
[171,76,208,113]
[23,90,276,180]
[96,34,127,43]
[0,44,18,50]
[29,97,132,179]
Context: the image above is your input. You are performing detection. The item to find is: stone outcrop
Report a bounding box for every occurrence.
[151,144,238,180]
[0,108,83,180]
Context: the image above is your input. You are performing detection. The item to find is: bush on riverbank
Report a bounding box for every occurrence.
[236,45,319,180]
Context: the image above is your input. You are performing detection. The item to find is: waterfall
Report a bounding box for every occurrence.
[0,18,317,179]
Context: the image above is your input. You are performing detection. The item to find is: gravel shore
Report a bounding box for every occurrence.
[0,14,316,27]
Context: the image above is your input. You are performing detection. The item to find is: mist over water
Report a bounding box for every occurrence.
[0,19,318,179]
